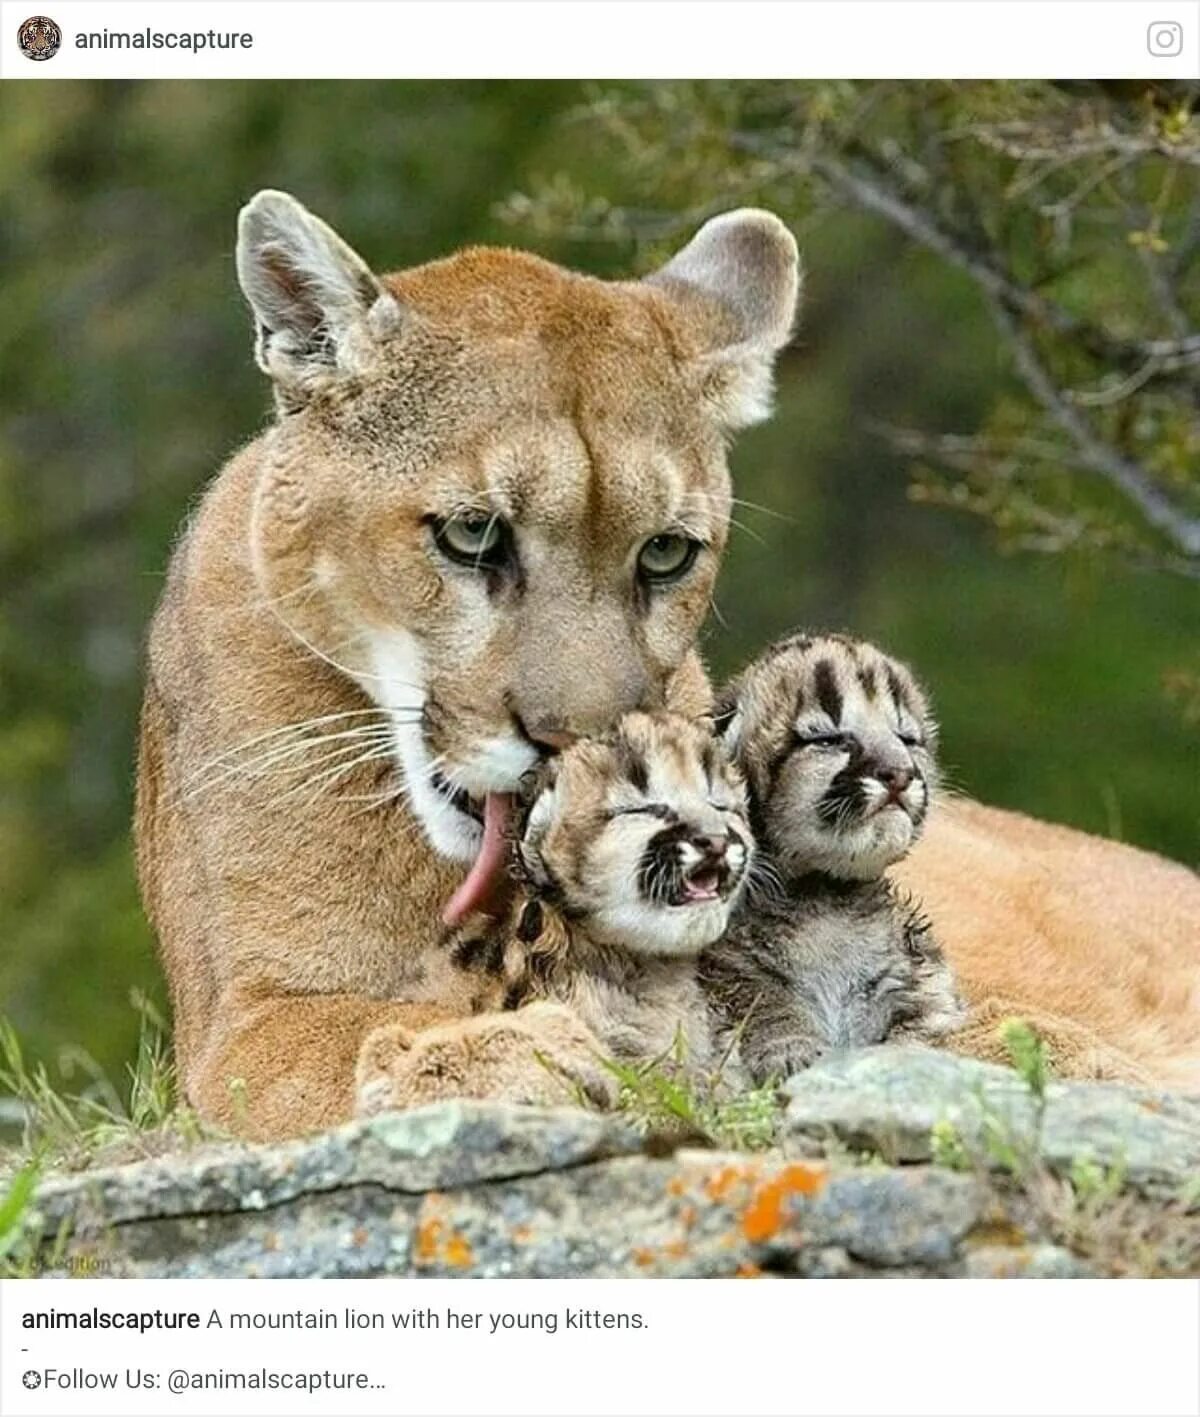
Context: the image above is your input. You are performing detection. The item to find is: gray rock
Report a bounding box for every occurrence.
[783,1046,1200,1195]
[40,1148,989,1279]
[963,1244,1097,1278]
[36,1101,641,1233]
[19,1050,1200,1279]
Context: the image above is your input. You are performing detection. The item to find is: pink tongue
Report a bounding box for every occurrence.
[442,792,515,926]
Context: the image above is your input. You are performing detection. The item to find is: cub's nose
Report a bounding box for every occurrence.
[691,833,729,862]
[875,765,914,798]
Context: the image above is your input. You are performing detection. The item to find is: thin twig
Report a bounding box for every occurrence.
[802,149,1200,375]
[988,300,1200,558]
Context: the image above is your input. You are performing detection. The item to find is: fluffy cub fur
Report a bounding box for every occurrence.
[454,712,753,1074]
[702,633,966,1081]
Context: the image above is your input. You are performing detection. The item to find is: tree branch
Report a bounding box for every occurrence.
[802,149,1200,376]
[987,300,1200,559]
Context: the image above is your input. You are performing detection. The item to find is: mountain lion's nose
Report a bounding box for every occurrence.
[517,717,579,755]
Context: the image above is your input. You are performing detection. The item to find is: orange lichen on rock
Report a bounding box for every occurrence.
[704,1162,759,1203]
[741,1163,828,1244]
[444,1233,475,1268]
[415,1215,443,1263]
[415,1203,474,1269]
[735,1262,764,1278]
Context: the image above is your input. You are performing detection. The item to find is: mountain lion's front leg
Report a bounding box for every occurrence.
[191,989,614,1140]
[942,996,1156,1087]
[356,1002,617,1114]
[189,989,459,1141]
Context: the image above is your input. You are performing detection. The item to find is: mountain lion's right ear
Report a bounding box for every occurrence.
[236,190,402,403]
[646,209,801,430]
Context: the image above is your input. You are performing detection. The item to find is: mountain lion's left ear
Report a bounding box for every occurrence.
[236,189,403,405]
[645,209,801,429]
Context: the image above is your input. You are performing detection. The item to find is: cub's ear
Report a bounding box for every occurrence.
[236,190,402,402]
[645,209,801,430]
[707,686,743,752]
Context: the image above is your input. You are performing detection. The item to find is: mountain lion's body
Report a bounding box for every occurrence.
[136,193,1200,1140]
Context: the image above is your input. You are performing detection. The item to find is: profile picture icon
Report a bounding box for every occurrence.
[18,14,61,61]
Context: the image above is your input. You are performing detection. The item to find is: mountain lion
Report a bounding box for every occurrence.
[135,191,1200,1139]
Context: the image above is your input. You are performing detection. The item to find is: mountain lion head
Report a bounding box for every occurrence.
[235,191,800,921]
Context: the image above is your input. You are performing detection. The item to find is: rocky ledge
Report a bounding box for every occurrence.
[23,1048,1200,1278]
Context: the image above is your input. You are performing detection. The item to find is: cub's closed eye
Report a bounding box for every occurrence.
[606,803,673,821]
[430,511,511,570]
[898,733,925,748]
[795,730,849,750]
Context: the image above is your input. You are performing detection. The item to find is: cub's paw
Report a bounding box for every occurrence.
[745,1036,827,1086]
[354,1002,617,1115]
[354,1022,420,1117]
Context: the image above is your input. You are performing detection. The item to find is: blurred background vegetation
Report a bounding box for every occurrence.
[1,81,1196,1099]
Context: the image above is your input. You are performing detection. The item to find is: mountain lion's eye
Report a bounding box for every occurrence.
[638,533,700,584]
[433,512,509,569]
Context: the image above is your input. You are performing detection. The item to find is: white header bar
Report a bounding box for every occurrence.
[2,2,1198,80]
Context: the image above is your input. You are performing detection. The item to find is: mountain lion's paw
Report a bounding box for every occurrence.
[354,1002,616,1115]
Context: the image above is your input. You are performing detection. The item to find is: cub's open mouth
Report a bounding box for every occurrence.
[672,858,734,907]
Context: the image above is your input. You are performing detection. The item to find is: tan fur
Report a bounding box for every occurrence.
[895,799,1200,1092]
[941,996,1156,1088]
[355,1001,618,1114]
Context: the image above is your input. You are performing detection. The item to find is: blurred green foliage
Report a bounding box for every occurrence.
[1,82,1196,1093]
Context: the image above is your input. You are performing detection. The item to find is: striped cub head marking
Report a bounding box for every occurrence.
[518,713,752,957]
[234,191,799,928]
[717,634,937,880]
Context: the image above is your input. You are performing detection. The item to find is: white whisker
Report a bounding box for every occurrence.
[180,709,399,787]
[275,745,398,806]
[210,577,323,626]
[180,727,398,803]
[180,714,412,795]
[264,601,420,689]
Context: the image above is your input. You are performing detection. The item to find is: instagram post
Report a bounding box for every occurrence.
[0,4,1198,1415]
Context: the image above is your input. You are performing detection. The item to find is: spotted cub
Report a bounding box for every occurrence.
[454,711,753,1073]
[701,632,966,1082]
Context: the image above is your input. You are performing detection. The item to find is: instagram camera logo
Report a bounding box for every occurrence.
[1147,21,1184,57]
[18,14,61,61]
